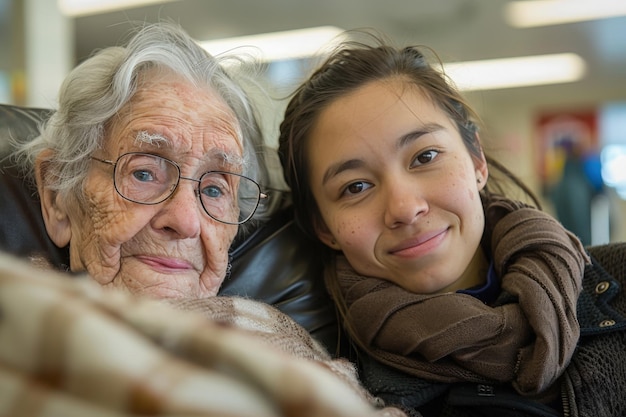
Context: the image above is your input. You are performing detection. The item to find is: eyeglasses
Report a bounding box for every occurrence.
[90,152,267,225]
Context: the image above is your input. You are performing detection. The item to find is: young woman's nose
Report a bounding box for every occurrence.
[152,181,202,239]
[383,180,428,228]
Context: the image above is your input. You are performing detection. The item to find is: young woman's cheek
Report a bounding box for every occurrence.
[440,161,479,207]
[335,215,372,249]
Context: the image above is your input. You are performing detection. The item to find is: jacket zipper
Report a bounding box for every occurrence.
[561,381,571,417]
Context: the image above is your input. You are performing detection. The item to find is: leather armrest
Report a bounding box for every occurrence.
[223,207,338,350]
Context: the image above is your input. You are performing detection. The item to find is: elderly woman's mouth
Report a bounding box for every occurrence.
[135,255,195,272]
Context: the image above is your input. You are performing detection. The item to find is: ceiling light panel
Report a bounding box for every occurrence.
[444,53,587,91]
[200,26,345,62]
[505,0,626,28]
[58,0,181,17]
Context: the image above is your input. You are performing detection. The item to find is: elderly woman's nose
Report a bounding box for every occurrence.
[153,183,202,238]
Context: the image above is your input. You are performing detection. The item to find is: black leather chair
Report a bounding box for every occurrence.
[0,103,340,352]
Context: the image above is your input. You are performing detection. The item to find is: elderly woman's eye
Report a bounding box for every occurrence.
[412,150,439,167]
[202,185,223,198]
[132,169,155,182]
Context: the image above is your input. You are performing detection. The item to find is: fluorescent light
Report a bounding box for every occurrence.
[58,0,181,17]
[505,0,626,28]
[200,26,345,62]
[443,53,586,91]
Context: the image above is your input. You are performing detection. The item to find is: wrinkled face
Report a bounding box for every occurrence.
[308,79,488,294]
[53,72,243,299]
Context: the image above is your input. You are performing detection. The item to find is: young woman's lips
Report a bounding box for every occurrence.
[136,255,194,272]
[389,229,448,258]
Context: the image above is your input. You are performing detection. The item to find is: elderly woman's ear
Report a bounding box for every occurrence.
[35,149,72,248]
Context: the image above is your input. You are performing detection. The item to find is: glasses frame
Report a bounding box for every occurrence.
[90,152,267,225]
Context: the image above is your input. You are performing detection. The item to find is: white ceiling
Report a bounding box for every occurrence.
[73,0,626,107]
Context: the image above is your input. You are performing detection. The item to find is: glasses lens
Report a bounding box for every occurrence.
[114,153,179,204]
[199,172,260,224]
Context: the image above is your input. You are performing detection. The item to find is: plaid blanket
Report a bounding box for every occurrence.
[0,253,406,417]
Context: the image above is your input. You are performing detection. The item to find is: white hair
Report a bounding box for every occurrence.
[14,21,279,234]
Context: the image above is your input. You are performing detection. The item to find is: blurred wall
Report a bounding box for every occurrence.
[1,1,625,244]
[24,0,73,107]
[0,0,25,104]
[0,0,72,107]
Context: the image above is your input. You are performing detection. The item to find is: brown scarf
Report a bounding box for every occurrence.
[336,196,589,395]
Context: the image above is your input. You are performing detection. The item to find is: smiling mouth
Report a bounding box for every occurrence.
[389,229,448,257]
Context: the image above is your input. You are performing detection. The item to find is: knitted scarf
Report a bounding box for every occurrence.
[336,196,589,395]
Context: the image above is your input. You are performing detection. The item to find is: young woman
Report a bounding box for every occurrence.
[278,35,626,417]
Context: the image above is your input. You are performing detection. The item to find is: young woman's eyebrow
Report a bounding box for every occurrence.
[322,123,445,186]
[322,159,364,186]
[397,123,443,149]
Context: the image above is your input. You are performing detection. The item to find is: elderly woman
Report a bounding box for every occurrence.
[14,22,274,299]
[2,22,409,417]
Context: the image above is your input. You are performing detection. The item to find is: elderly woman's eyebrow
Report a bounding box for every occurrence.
[207,148,245,172]
[132,130,244,170]
[134,130,172,147]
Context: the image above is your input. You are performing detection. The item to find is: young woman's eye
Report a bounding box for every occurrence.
[343,181,373,196]
[412,150,440,167]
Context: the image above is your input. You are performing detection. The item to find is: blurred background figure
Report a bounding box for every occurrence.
[549,137,604,246]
